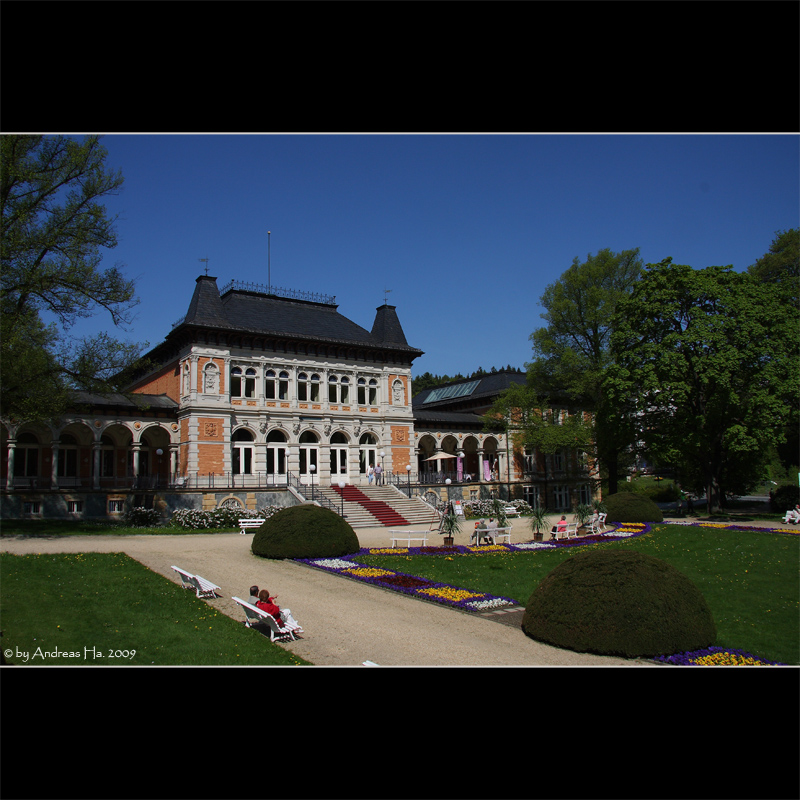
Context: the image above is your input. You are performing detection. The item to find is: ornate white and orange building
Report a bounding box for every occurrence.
[1,274,599,519]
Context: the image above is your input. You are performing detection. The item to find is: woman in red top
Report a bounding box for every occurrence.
[256,589,303,636]
[256,589,282,621]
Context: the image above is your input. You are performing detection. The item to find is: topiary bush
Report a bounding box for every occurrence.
[771,484,800,513]
[251,504,360,560]
[603,491,664,523]
[522,549,716,658]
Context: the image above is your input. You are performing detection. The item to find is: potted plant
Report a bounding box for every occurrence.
[575,503,593,530]
[529,505,550,541]
[491,498,509,528]
[439,503,461,546]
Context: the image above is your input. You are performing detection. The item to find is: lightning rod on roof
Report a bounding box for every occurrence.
[267,231,271,294]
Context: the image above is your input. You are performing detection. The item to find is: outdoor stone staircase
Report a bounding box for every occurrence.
[316,484,440,528]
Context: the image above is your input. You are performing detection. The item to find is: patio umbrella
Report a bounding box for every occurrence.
[422,453,458,461]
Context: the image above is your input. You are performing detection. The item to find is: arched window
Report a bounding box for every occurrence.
[266,429,287,476]
[278,371,289,401]
[232,428,254,475]
[330,431,349,477]
[328,375,338,403]
[230,366,243,396]
[357,377,379,406]
[297,372,309,401]
[340,376,350,404]
[265,370,276,400]
[299,430,319,476]
[359,432,378,476]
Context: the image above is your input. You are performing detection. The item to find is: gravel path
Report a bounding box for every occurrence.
[3,515,789,667]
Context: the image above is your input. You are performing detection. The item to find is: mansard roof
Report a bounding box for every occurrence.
[173,275,423,357]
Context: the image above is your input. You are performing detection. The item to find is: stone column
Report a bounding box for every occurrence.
[6,439,16,491]
[50,442,60,490]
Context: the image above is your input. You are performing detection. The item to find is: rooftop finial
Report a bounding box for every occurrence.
[384,288,392,305]
[199,257,209,276]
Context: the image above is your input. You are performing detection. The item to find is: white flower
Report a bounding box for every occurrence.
[310,558,355,570]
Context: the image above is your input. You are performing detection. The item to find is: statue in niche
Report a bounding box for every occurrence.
[392,380,404,404]
[203,364,218,393]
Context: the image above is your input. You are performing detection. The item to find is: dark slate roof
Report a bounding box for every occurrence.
[70,392,179,410]
[371,305,409,347]
[176,276,422,355]
[412,409,487,426]
[413,371,527,409]
[182,275,231,329]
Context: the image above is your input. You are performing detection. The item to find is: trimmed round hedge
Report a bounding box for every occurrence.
[603,491,664,523]
[522,549,716,658]
[251,504,360,560]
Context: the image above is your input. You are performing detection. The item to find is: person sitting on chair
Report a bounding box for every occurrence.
[782,505,800,524]
[551,515,568,540]
[256,589,303,636]
[484,517,498,545]
[247,585,260,605]
[471,519,487,545]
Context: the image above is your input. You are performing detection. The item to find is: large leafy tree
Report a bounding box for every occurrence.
[606,259,798,513]
[747,227,799,295]
[1,135,145,422]
[523,247,643,494]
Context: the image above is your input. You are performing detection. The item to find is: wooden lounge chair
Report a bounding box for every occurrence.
[232,596,297,642]
[170,566,221,599]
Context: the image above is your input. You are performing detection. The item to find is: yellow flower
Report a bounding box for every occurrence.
[343,567,394,578]
[418,587,484,602]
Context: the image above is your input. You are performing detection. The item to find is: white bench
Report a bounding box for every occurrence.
[502,506,522,517]
[389,530,429,548]
[170,566,221,598]
[238,518,265,535]
[471,526,513,545]
[232,597,298,642]
[551,522,579,541]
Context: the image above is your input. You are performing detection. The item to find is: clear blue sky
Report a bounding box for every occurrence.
[73,134,799,380]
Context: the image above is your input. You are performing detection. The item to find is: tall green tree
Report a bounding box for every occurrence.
[1,135,145,422]
[525,247,644,494]
[606,259,799,513]
[748,228,800,478]
[747,228,799,296]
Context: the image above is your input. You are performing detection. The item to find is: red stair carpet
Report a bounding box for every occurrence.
[332,485,409,526]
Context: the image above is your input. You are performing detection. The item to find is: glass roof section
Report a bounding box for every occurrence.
[423,380,480,404]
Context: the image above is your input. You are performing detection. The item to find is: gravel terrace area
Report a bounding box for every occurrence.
[1,514,792,667]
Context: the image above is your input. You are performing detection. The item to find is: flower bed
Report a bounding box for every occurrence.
[297,523,649,613]
[297,551,518,612]
[297,521,787,665]
[654,647,785,666]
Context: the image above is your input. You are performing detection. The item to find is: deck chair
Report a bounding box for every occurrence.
[589,513,608,534]
[232,597,297,642]
[171,566,221,599]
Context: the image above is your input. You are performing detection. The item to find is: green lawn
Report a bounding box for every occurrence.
[0,552,310,665]
[3,522,796,666]
[357,524,800,665]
